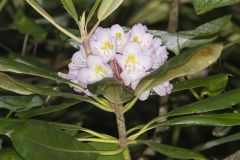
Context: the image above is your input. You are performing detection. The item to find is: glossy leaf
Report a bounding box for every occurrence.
[173,74,228,92]
[192,0,240,14]
[167,89,240,117]
[201,132,240,150]
[0,72,113,112]
[0,95,43,112]
[97,0,124,21]
[8,121,98,160]
[0,148,24,160]
[25,0,80,42]
[10,12,47,42]
[0,57,83,91]
[61,0,78,21]
[86,0,101,26]
[161,113,240,127]
[135,44,223,95]
[88,78,134,104]
[140,141,207,160]
[17,99,80,118]
[149,15,231,54]
[88,142,123,160]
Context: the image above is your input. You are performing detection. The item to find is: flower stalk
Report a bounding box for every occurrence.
[114,104,131,160]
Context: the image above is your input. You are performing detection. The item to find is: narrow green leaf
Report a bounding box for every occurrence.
[88,78,134,104]
[192,0,240,14]
[86,0,101,26]
[88,142,123,160]
[0,57,83,91]
[135,44,223,95]
[201,132,240,150]
[0,148,24,160]
[173,74,228,92]
[0,118,24,134]
[167,89,240,117]
[0,73,113,112]
[25,0,80,42]
[139,141,207,160]
[149,15,231,54]
[97,0,124,21]
[8,121,98,160]
[16,99,80,118]
[61,0,78,21]
[161,113,240,127]
[0,95,43,112]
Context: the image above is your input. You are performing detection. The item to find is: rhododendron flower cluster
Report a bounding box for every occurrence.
[59,24,173,101]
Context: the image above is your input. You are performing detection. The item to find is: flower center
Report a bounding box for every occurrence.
[126,54,138,65]
[133,36,139,43]
[115,33,122,39]
[101,41,113,50]
[95,65,107,75]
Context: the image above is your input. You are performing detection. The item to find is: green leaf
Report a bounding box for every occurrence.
[0,72,113,112]
[192,0,240,14]
[0,148,24,160]
[140,141,207,160]
[61,0,78,21]
[127,1,169,25]
[201,132,240,150]
[16,99,80,118]
[135,44,223,95]
[97,0,124,21]
[149,15,231,54]
[0,118,24,134]
[86,0,101,26]
[0,57,83,91]
[10,12,47,42]
[88,78,134,104]
[0,95,43,112]
[25,0,80,42]
[0,72,34,95]
[173,74,228,92]
[8,121,98,160]
[161,113,240,127]
[88,142,123,160]
[168,89,240,117]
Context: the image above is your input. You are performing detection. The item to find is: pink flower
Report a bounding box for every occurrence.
[90,28,116,63]
[130,24,153,48]
[77,55,113,85]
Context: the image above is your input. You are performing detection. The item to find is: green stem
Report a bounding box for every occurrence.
[114,104,131,160]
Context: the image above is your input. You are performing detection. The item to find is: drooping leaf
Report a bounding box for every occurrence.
[88,142,123,160]
[201,132,240,150]
[17,99,80,118]
[161,113,240,127]
[97,0,124,21]
[0,95,43,112]
[88,78,134,104]
[173,74,228,92]
[149,15,231,54]
[61,0,78,21]
[0,72,113,112]
[192,0,240,14]
[167,89,240,116]
[0,57,83,91]
[0,148,24,160]
[135,44,223,95]
[10,12,47,42]
[8,121,98,160]
[139,141,207,160]
[25,0,80,42]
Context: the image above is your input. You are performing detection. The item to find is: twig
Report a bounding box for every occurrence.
[21,34,29,56]
[167,0,180,32]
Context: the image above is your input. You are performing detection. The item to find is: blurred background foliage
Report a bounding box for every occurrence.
[0,0,240,159]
